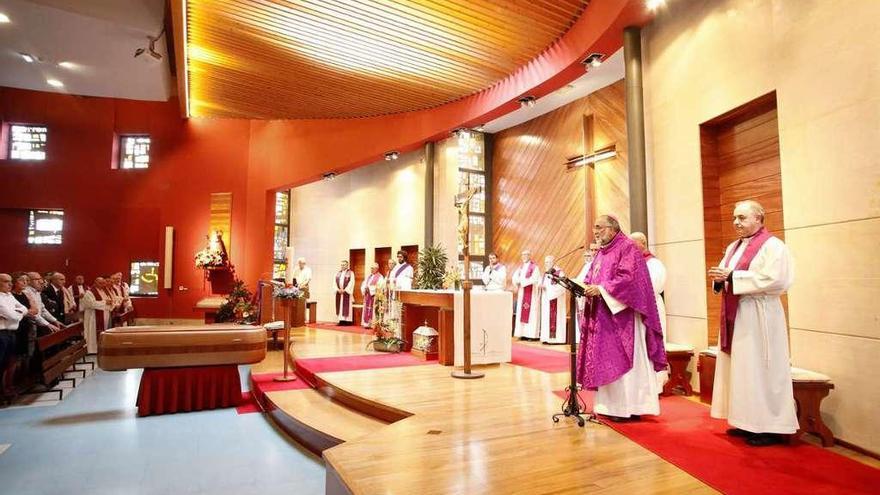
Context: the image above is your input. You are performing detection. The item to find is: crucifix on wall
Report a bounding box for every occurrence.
[565,114,618,247]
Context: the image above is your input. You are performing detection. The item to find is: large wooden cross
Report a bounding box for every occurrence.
[452,184,484,379]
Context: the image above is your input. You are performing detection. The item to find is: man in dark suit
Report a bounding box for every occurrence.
[41,272,67,324]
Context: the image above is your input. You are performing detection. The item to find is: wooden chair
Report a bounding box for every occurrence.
[663,342,694,396]
[791,367,835,446]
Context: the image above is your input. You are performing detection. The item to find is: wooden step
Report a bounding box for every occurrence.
[263,388,388,456]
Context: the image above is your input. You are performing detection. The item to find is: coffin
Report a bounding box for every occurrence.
[98,324,266,371]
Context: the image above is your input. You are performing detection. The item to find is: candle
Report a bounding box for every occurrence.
[285,246,295,285]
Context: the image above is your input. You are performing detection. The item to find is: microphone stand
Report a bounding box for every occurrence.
[548,271,600,427]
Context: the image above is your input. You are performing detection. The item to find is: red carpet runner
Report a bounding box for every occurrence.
[553,390,879,494]
[237,372,310,414]
[295,352,434,387]
[510,343,570,373]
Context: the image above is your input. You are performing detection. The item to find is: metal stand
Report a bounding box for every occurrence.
[549,274,599,426]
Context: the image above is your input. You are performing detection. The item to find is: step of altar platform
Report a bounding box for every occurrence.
[263,388,389,457]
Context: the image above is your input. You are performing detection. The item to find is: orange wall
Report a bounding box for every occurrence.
[0,87,251,319]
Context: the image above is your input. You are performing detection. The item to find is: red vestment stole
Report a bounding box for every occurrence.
[335,271,352,318]
[91,289,108,336]
[718,227,772,353]
[519,262,536,324]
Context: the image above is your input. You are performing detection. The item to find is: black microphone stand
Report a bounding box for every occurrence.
[548,271,600,427]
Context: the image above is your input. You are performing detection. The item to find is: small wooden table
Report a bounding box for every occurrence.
[194,296,226,324]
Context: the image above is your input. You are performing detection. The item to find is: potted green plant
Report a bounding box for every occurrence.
[414,244,448,290]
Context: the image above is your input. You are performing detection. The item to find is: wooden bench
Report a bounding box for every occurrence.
[663,342,694,396]
[306,301,317,324]
[697,348,836,446]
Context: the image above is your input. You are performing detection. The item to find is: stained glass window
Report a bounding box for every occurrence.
[27,209,63,245]
[273,191,290,279]
[119,135,151,169]
[10,124,48,160]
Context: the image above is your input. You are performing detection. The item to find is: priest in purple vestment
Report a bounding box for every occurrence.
[576,215,667,422]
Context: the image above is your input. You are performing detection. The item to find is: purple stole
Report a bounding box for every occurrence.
[335,271,352,318]
[362,273,380,325]
[519,262,536,324]
[392,263,410,281]
[718,227,773,354]
[547,268,562,339]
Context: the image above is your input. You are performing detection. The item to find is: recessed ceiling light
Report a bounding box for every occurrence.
[646,0,665,11]
[46,79,64,88]
[517,96,537,108]
[20,53,35,63]
[0,13,10,23]
[58,61,78,70]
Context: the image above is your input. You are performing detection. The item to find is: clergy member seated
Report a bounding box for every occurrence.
[361,263,384,328]
[630,232,669,388]
[81,277,114,354]
[577,215,667,422]
[708,200,798,447]
[512,250,541,341]
[539,256,567,345]
[334,260,355,325]
[292,258,312,299]
[481,252,507,291]
[389,250,413,291]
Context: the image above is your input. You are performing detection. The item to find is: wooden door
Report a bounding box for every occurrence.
[375,247,392,277]
[349,248,365,304]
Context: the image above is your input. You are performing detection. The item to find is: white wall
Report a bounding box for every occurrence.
[290,149,426,322]
[644,0,880,452]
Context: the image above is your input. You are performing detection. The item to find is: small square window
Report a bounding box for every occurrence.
[119,135,151,169]
[27,209,63,245]
[130,261,160,297]
[9,124,48,161]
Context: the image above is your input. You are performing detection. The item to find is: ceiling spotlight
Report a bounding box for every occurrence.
[384,151,400,161]
[646,0,666,11]
[452,127,471,139]
[582,53,604,69]
[58,61,78,70]
[134,26,165,60]
[517,96,537,108]
[0,13,10,23]
[322,172,337,181]
[473,124,485,132]
[20,53,35,63]
[46,79,64,88]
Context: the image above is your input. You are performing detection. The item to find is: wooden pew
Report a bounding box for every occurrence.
[37,321,87,385]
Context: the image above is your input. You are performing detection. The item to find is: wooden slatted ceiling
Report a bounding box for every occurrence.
[184,0,589,119]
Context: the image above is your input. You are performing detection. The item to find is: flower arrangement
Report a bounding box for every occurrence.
[194,248,225,269]
[367,320,406,353]
[272,284,304,300]
[215,279,257,324]
[442,264,462,290]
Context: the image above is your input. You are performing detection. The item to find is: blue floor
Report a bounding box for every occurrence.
[0,365,325,495]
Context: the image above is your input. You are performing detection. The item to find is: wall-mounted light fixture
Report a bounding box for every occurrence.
[581,53,604,69]
[565,145,617,170]
[517,95,537,108]
[384,151,400,161]
[322,172,337,181]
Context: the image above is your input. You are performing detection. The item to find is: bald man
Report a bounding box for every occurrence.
[0,273,27,372]
[708,200,798,447]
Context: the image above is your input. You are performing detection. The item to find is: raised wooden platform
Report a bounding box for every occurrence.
[254,326,714,495]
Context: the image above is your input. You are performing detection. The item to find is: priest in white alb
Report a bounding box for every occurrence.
[577,215,667,422]
[292,258,313,299]
[481,252,506,291]
[389,250,413,291]
[81,277,115,354]
[708,200,798,447]
[512,250,541,340]
[360,263,384,328]
[631,232,669,388]
[334,260,355,325]
[573,245,598,344]
[539,255,567,344]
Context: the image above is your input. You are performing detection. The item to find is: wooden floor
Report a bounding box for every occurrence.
[253,326,878,495]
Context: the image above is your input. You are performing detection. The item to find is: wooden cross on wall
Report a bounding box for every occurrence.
[581,114,616,247]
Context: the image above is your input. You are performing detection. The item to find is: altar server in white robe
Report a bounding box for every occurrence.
[539,256,567,344]
[334,260,356,325]
[708,200,798,447]
[631,232,669,388]
[389,250,414,291]
[81,277,114,354]
[481,252,507,291]
[512,250,541,340]
[573,245,598,344]
[361,263,384,328]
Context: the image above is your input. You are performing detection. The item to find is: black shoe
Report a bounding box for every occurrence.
[726,428,752,438]
[746,433,784,447]
[629,415,641,421]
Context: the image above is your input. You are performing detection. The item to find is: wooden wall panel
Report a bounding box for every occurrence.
[491,80,628,278]
[701,93,785,346]
[350,248,365,304]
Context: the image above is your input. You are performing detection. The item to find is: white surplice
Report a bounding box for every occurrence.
[539,269,567,344]
[81,289,112,354]
[360,273,384,327]
[593,287,661,417]
[512,262,541,339]
[710,236,799,434]
[334,270,355,322]
[646,257,668,388]
[390,263,414,291]
[481,264,507,291]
